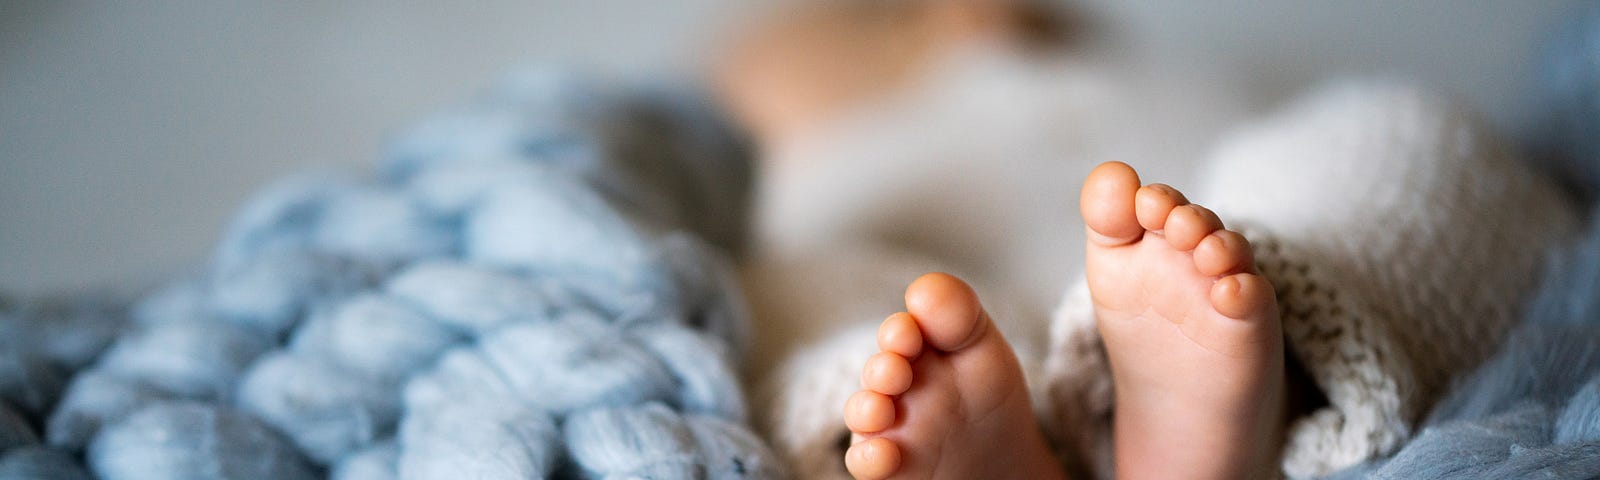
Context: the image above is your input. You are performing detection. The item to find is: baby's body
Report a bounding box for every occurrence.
[843,162,1286,480]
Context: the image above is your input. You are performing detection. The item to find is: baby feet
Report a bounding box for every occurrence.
[1081,161,1285,479]
[841,162,1286,479]
[842,273,1066,480]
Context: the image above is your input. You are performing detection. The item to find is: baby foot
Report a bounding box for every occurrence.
[841,273,1066,480]
[1081,161,1286,479]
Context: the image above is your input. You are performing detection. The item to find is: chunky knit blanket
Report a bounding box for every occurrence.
[0,69,786,479]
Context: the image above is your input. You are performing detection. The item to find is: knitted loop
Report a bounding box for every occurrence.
[209,250,388,337]
[398,400,562,478]
[562,403,786,480]
[93,320,272,401]
[384,261,573,335]
[238,352,400,463]
[563,403,703,478]
[88,402,317,479]
[43,372,165,451]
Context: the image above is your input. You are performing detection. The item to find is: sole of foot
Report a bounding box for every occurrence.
[842,273,1067,480]
[1081,161,1286,480]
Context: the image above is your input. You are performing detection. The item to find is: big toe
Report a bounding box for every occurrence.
[903,273,989,352]
[1081,161,1144,246]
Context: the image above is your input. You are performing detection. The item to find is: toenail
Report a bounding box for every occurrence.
[1150,183,1182,199]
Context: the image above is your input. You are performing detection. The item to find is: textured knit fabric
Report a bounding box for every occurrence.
[1324,209,1600,478]
[0,69,785,479]
[1043,80,1579,478]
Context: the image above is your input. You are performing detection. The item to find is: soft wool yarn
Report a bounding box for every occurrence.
[1325,207,1600,479]
[1044,80,1578,478]
[0,69,783,479]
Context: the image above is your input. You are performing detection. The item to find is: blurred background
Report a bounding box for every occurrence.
[0,0,1585,295]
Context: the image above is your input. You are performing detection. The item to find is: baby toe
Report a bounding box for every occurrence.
[845,390,897,434]
[862,352,913,396]
[1165,204,1224,251]
[1135,183,1189,231]
[1209,272,1276,321]
[846,437,902,480]
[1194,230,1253,276]
[878,312,923,359]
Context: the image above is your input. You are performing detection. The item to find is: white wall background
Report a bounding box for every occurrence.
[0,1,1585,294]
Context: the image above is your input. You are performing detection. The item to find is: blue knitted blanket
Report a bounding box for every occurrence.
[0,69,784,479]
